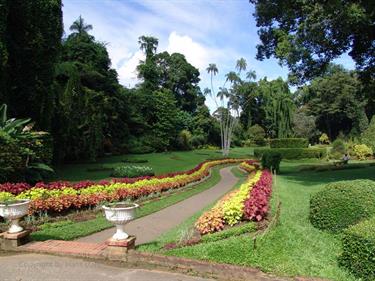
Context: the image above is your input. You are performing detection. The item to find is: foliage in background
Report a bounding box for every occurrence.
[353,144,373,160]
[254,147,326,160]
[246,124,265,146]
[361,115,375,153]
[270,138,308,149]
[250,0,375,84]
[329,139,347,160]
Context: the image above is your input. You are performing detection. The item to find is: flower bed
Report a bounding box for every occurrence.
[195,164,272,235]
[0,158,246,214]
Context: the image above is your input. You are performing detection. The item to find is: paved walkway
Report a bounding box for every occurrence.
[0,253,213,281]
[78,166,239,245]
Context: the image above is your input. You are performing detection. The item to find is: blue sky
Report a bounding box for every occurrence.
[62,0,355,106]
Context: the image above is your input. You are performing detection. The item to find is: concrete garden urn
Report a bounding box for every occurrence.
[0,199,31,233]
[103,202,139,240]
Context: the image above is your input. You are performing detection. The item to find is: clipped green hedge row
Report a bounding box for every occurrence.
[270,138,308,148]
[254,148,326,159]
[310,180,375,232]
[339,216,375,280]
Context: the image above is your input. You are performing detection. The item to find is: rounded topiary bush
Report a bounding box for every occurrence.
[310,180,375,232]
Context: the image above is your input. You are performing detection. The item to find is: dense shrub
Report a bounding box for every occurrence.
[310,180,375,232]
[361,115,375,152]
[176,130,192,150]
[191,134,206,148]
[339,216,375,280]
[261,151,282,173]
[0,131,25,182]
[270,138,308,148]
[247,124,266,146]
[122,158,148,163]
[353,144,373,160]
[111,165,154,178]
[128,145,154,154]
[319,133,330,144]
[254,148,326,159]
[329,139,347,159]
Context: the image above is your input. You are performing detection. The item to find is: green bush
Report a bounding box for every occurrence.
[191,134,206,148]
[122,158,148,163]
[128,145,154,154]
[0,131,25,181]
[261,151,282,173]
[361,115,375,152]
[111,165,154,178]
[329,139,347,159]
[270,138,308,148]
[353,144,373,160]
[310,180,375,232]
[201,222,257,243]
[247,124,266,146]
[254,148,326,159]
[176,130,192,150]
[339,216,375,280]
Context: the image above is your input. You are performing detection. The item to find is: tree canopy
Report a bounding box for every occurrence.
[250,0,375,83]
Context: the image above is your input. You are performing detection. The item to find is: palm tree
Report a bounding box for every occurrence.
[225,71,240,84]
[138,36,159,59]
[236,58,247,73]
[206,63,218,97]
[69,16,93,36]
[246,70,257,81]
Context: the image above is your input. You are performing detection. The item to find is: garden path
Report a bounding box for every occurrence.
[77,166,239,245]
[0,253,213,281]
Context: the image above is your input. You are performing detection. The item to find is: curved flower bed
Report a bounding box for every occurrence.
[0,158,247,214]
[195,164,272,235]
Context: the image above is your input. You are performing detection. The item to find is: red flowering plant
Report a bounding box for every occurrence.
[244,169,272,221]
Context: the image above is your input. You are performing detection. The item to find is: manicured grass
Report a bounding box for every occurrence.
[156,161,375,281]
[53,147,255,181]
[31,165,230,241]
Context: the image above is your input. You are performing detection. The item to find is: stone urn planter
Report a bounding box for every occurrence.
[103,202,139,241]
[0,199,31,233]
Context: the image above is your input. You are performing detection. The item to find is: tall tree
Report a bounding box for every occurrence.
[69,15,92,36]
[298,66,365,139]
[4,0,63,129]
[250,0,375,83]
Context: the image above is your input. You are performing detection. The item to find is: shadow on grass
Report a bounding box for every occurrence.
[279,163,375,187]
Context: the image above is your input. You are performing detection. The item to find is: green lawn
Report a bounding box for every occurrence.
[143,160,375,281]
[53,147,255,181]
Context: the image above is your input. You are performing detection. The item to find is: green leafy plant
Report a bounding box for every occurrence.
[270,138,308,148]
[254,148,326,160]
[329,139,347,160]
[319,133,330,145]
[339,216,375,281]
[110,165,154,178]
[353,144,373,160]
[261,151,282,173]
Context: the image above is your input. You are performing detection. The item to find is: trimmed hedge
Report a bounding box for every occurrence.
[261,151,282,173]
[310,180,375,232]
[339,216,375,280]
[111,165,154,178]
[270,138,308,148]
[254,148,326,159]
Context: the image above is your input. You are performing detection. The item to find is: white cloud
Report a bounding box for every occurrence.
[117,50,145,87]
[166,32,212,71]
